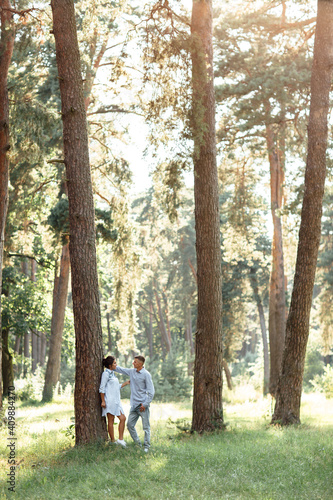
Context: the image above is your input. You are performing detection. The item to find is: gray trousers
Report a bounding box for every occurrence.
[127,405,151,449]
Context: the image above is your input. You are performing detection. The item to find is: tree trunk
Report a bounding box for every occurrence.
[31,330,38,373]
[154,286,171,352]
[0,0,15,406]
[148,302,154,358]
[185,306,194,375]
[2,329,13,397]
[51,0,107,443]
[162,290,172,346]
[222,359,232,391]
[272,0,333,425]
[191,0,224,432]
[42,241,70,401]
[249,267,270,395]
[31,259,38,373]
[266,122,286,396]
[106,312,112,352]
[39,332,46,367]
[14,335,20,354]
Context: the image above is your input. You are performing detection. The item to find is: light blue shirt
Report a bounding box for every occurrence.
[115,366,155,409]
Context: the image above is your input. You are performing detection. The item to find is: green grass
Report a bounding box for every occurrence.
[1,393,332,499]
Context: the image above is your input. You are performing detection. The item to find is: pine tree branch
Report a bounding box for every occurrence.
[87,105,143,117]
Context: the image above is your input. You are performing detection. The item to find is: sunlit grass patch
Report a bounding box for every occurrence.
[1,394,332,499]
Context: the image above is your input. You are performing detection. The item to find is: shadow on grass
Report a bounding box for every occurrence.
[2,421,332,500]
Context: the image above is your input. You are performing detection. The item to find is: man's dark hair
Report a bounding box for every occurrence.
[135,355,145,365]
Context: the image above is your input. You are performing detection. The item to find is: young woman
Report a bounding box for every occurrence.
[99,356,129,447]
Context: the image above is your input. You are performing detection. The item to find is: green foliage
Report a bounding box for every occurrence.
[47,195,69,244]
[95,208,118,243]
[148,349,192,402]
[303,342,325,389]
[15,368,45,403]
[1,265,51,337]
[311,365,333,398]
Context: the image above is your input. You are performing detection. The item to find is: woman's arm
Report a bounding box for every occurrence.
[100,392,106,407]
[121,380,130,388]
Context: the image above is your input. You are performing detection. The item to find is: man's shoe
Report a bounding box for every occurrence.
[116,439,127,448]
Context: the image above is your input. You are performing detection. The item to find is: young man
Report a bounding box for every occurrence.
[115,355,155,452]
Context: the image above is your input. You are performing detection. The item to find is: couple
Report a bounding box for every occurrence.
[99,355,155,452]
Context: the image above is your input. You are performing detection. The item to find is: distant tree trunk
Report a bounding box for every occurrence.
[106,312,112,352]
[148,302,154,358]
[185,306,194,375]
[42,241,70,401]
[0,0,15,405]
[265,122,286,396]
[222,359,232,391]
[154,286,171,352]
[191,0,224,432]
[31,259,38,373]
[249,267,270,395]
[162,290,172,346]
[272,0,333,425]
[51,0,107,443]
[2,329,13,396]
[14,336,20,354]
[39,332,46,366]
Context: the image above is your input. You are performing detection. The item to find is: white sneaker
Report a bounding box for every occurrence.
[116,439,127,448]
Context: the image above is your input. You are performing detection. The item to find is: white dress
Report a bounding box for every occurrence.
[99,368,124,417]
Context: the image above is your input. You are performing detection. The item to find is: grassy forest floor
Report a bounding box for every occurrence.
[0,389,332,499]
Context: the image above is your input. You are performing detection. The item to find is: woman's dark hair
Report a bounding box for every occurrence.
[103,356,115,369]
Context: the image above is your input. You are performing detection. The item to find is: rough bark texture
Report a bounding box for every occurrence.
[51,0,107,443]
[266,123,286,396]
[0,0,14,405]
[272,0,333,425]
[191,0,223,432]
[42,242,70,401]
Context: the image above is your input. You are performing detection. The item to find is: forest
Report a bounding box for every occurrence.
[0,0,333,496]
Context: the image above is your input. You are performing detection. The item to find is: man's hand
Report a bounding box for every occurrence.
[139,404,145,412]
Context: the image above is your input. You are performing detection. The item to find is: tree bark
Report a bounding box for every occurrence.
[39,332,46,367]
[185,306,194,375]
[265,122,286,396]
[272,0,333,425]
[106,312,112,352]
[222,359,232,391]
[31,259,38,373]
[51,0,107,443]
[42,242,70,401]
[2,329,13,397]
[148,301,154,358]
[249,267,270,395]
[0,0,15,405]
[154,286,171,352]
[191,0,224,432]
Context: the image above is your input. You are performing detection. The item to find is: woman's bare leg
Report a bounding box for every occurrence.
[118,413,126,440]
[107,413,115,441]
